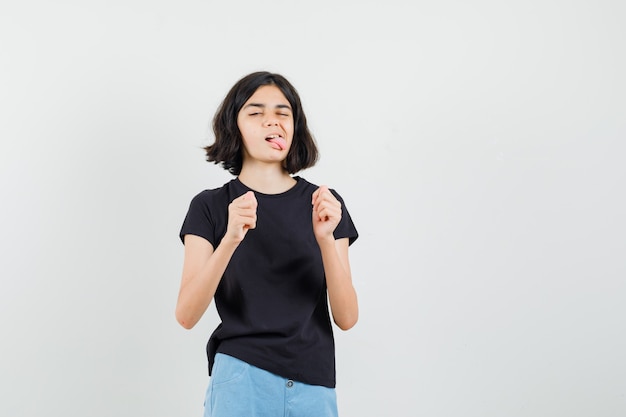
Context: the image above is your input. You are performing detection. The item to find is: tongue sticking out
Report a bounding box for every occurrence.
[267,137,287,150]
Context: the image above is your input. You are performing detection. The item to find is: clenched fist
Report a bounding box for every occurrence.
[225,191,258,244]
[312,186,342,243]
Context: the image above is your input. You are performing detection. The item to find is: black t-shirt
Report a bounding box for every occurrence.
[179,176,358,388]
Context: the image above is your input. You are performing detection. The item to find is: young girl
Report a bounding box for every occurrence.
[176,71,359,417]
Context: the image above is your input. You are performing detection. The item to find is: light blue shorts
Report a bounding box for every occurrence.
[203,353,339,417]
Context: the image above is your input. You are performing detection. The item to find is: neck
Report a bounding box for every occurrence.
[238,163,297,194]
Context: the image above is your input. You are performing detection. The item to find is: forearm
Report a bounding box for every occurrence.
[176,239,239,329]
[318,238,358,330]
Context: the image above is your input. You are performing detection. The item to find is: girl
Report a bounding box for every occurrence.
[176,71,358,417]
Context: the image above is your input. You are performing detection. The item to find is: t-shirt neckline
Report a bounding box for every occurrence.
[233,176,304,198]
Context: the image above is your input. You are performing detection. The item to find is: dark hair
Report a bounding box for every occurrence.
[205,71,319,175]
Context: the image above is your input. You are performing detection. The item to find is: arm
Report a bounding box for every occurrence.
[175,235,238,329]
[312,186,358,330]
[318,237,358,330]
[175,191,257,329]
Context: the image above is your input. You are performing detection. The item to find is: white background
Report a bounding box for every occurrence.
[1,1,625,416]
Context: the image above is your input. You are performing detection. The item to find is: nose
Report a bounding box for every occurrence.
[264,117,279,126]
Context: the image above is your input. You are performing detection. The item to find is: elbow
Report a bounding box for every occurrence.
[175,307,198,330]
[334,313,358,331]
[336,320,357,331]
[177,319,195,330]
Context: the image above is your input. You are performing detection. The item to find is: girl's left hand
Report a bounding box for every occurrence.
[312,185,342,242]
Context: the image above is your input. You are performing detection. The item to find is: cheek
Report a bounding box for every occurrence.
[286,120,295,138]
[237,122,253,141]
[236,117,245,133]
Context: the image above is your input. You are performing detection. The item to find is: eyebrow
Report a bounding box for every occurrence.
[243,103,292,111]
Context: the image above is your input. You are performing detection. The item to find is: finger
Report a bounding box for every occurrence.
[236,191,257,209]
[316,185,329,199]
[229,204,255,217]
[320,196,342,216]
[229,204,257,230]
[235,207,256,218]
[234,214,257,232]
[316,207,340,223]
[313,186,327,206]
[243,219,256,230]
[313,198,327,220]
[312,185,331,204]
[237,191,256,203]
[314,192,340,214]
[318,187,339,206]
[243,209,258,226]
[311,187,320,205]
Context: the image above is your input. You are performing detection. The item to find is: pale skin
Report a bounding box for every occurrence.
[175,85,358,331]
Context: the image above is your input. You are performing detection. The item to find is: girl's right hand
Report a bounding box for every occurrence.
[225,191,258,244]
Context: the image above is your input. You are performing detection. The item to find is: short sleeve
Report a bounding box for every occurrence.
[179,191,217,247]
[330,190,359,245]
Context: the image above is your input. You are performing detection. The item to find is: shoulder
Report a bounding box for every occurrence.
[294,176,316,188]
[189,181,235,206]
[298,176,347,202]
[296,176,341,195]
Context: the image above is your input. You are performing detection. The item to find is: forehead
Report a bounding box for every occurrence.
[244,85,290,105]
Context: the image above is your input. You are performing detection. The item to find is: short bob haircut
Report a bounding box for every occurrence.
[205,71,319,175]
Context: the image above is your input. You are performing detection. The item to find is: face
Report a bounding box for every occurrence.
[237,85,294,167]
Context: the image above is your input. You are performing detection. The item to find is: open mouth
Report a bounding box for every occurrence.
[265,134,287,150]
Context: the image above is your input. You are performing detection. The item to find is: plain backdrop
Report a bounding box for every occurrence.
[1,1,625,416]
